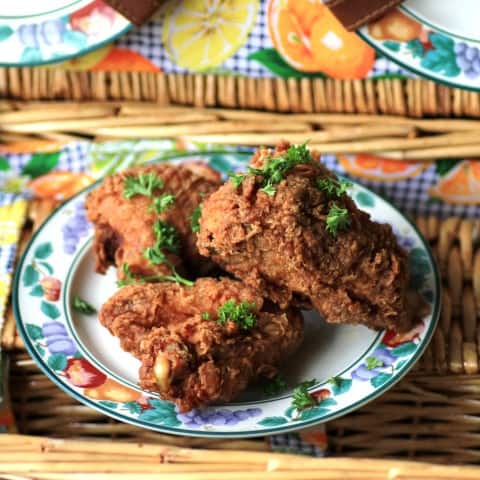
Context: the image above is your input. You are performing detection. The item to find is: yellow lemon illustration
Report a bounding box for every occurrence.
[163,0,259,71]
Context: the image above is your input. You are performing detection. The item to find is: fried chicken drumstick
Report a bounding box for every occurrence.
[197,142,411,332]
[99,278,303,411]
[86,163,220,281]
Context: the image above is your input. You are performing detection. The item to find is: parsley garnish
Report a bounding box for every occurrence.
[190,204,202,233]
[201,312,211,320]
[72,295,96,315]
[365,356,384,370]
[144,221,180,265]
[123,173,164,199]
[149,194,175,215]
[291,379,317,411]
[328,376,342,388]
[216,299,257,330]
[116,263,193,288]
[264,375,288,396]
[230,143,311,196]
[316,177,352,198]
[325,203,350,237]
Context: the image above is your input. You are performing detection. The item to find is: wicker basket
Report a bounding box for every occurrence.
[2,71,480,477]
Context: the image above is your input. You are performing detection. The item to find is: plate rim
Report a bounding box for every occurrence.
[13,153,441,438]
[358,8,480,92]
[0,0,132,67]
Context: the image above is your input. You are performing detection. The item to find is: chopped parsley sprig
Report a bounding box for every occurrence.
[190,204,202,233]
[123,172,164,199]
[229,143,312,197]
[325,203,350,237]
[316,177,352,198]
[215,299,257,330]
[264,375,288,396]
[366,356,384,370]
[149,194,175,215]
[72,295,96,315]
[291,379,317,412]
[116,263,193,288]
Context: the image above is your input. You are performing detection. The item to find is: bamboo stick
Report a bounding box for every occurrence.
[378,144,480,160]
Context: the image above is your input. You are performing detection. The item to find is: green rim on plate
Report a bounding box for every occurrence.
[0,0,130,67]
[14,150,440,438]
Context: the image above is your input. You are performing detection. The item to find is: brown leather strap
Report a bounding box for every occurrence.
[103,0,162,26]
[327,0,404,30]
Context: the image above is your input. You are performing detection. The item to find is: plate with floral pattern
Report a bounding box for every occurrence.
[359,0,480,90]
[14,150,440,438]
[0,0,130,66]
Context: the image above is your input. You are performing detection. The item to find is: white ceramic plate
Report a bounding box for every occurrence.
[0,0,130,66]
[14,150,440,438]
[359,0,480,90]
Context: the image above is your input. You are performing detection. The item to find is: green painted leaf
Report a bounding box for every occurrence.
[331,378,352,396]
[48,353,67,371]
[208,154,232,174]
[0,156,9,171]
[298,407,330,421]
[34,243,53,259]
[406,39,423,58]
[162,415,181,427]
[124,401,142,415]
[73,351,84,359]
[383,41,400,52]
[21,47,43,64]
[355,191,375,208]
[29,284,44,297]
[138,408,178,424]
[435,158,461,176]
[390,342,417,357]
[22,152,60,178]
[38,262,54,275]
[284,405,296,419]
[370,373,393,388]
[148,398,175,411]
[248,48,326,79]
[257,416,288,427]
[98,400,118,409]
[429,32,454,51]
[41,301,60,319]
[22,265,39,287]
[319,397,337,408]
[0,25,14,42]
[396,359,408,370]
[35,344,45,357]
[63,29,87,49]
[26,324,43,340]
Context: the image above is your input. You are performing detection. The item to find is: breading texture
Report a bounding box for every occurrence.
[85,163,220,280]
[99,278,303,411]
[197,142,411,332]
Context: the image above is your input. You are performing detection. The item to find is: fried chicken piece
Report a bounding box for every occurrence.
[197,142,411,332]
[85,163,220,279]
[99,278,303,411]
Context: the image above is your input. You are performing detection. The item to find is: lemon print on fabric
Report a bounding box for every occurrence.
[429,161,480,204]
[338,154,427,182]
[163,0,259,71]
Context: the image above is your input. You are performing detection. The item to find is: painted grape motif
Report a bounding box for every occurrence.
[62,201,91,254]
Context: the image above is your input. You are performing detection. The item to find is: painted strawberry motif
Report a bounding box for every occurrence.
[383,321,425,347]
[64,358,107,388]
[310,388,331,402]
[40,277,61,301]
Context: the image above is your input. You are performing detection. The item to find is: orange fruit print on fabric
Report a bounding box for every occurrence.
[268,0,375,78]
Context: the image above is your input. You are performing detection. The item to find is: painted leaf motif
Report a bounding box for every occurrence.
[257,416,288,427]
[26,324,43,340]
[35,344,45,357]
[20,47,43,64]
[162,415,181,427]
[390,342,417,357]
[429,32,454,51]
[355,191,375,208]
[298,407,330,421]
[38,262,54,275]
[63,29,87,49]
[30,284,44,297]
[208,155,232,174]
[138,408,178,425]
[41,301,61,319]
[148,398,175,412]
[22,152,60,178]
[284,405,296,419]
[0,26,13,42]
[34,242,53,259]
[331,378,352,396]
[48,353,67,371]
[124,401,142,415]
[22,265,39,287]
[383,41,400,52]
[319,398,337,408]
[370,373,393,388]
[98,400,118,409]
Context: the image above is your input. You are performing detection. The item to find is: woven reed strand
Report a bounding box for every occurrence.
[2,70,480,117]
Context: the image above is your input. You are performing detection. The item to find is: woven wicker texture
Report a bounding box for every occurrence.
[3,71,480,117]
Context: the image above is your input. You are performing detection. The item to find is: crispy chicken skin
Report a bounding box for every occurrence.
[85,163,220,279]
[197,142,411,332]
[99,278,303,411]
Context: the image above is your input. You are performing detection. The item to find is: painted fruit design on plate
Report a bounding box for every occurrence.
[338,154,427,182]
[267,0,375,78]
[368,9,422,42]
